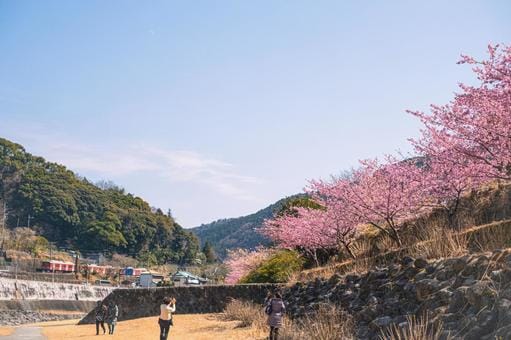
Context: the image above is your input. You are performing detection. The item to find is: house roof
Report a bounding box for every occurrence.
[172,271,205,280]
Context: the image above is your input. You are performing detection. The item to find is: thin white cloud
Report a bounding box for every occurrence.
[44,143,161,175]
[4,133,263,201]
[134,146,262,200]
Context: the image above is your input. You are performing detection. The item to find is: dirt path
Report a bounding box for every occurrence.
[0,327,46,340]
[36,314,265,340]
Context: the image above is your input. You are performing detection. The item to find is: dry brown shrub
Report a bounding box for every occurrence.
[343,257,376,276]
[379,315,450,340]
[410,228,469,259]
[295,304,355,340]
[222,300,355,339]
[469,220,511,252]
[350,237,372,258]
[221,299,266,328]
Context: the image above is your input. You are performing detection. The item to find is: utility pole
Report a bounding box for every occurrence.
[1,201,7,250]
[50,243,54,284]
[74,251,79,280]
[27,214,32,228]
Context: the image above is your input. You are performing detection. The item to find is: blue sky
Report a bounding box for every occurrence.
[1,1,510,227]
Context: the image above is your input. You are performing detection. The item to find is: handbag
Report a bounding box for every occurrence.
[265,301,273,315]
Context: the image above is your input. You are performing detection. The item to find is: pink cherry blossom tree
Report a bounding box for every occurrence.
[261,43,509,261]
[410,44,511,180]
[306,179,361,258]
[262,207,330,266]
[421,151,484,229]
[263,158,426,252]
[262,201,358,262]
[224,247,272,284]
[343,158,426,247]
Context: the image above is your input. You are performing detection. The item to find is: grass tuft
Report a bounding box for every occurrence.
[379,315,450,340]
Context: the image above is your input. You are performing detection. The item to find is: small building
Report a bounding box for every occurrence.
[171,271,207,285]
[85,253,105,265]
[138,272,165,288]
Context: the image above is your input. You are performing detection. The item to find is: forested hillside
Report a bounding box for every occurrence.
[191,196,301,258]
[0,138,199,264]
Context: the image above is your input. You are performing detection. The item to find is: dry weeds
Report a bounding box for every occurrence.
[221,298,266,329]
[379,315,450,340]
[222,300,355,340]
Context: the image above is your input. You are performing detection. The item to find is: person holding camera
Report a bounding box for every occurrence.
[158,296,176,340]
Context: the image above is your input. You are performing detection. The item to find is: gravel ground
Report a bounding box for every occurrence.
[0,311,82,326]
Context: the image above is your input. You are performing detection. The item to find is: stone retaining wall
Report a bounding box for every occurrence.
[0,277,113,300]
[284,249,511,339]
[79,284,279,324]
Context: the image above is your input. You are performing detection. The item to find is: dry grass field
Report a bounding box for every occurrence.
[36,314,266,340]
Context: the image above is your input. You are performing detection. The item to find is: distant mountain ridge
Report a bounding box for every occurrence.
[190,196,299,258]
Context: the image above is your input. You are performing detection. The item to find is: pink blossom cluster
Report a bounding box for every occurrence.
[261,44,511,258]
[224,247,273,284]
[410,44,511,180]
[263,157,426,251]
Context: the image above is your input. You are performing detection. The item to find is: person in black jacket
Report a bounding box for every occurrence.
[94,301,107,335]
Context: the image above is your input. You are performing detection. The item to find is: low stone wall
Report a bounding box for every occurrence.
[79,284,279,324]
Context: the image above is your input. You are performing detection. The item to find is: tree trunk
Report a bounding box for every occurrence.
[389,224,402,247]
[341,241,356,259]
[447,196,461,231]
[309,248,320,267]
[370,221,402,247]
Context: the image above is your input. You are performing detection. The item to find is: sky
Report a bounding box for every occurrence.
[0,1,510,227]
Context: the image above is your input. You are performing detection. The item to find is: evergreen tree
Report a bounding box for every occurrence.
[202,241,217,263]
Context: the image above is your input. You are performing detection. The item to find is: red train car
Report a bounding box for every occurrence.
[40,260,75,273]
[83,264,114,275]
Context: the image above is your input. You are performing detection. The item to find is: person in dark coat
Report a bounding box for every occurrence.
[106,301,119,335]
[95,301,107,335]
[266,292,286,340]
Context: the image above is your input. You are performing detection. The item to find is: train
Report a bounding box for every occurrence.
[39,261,114,275]
[38,261,147,277]
[39,260,76,273]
